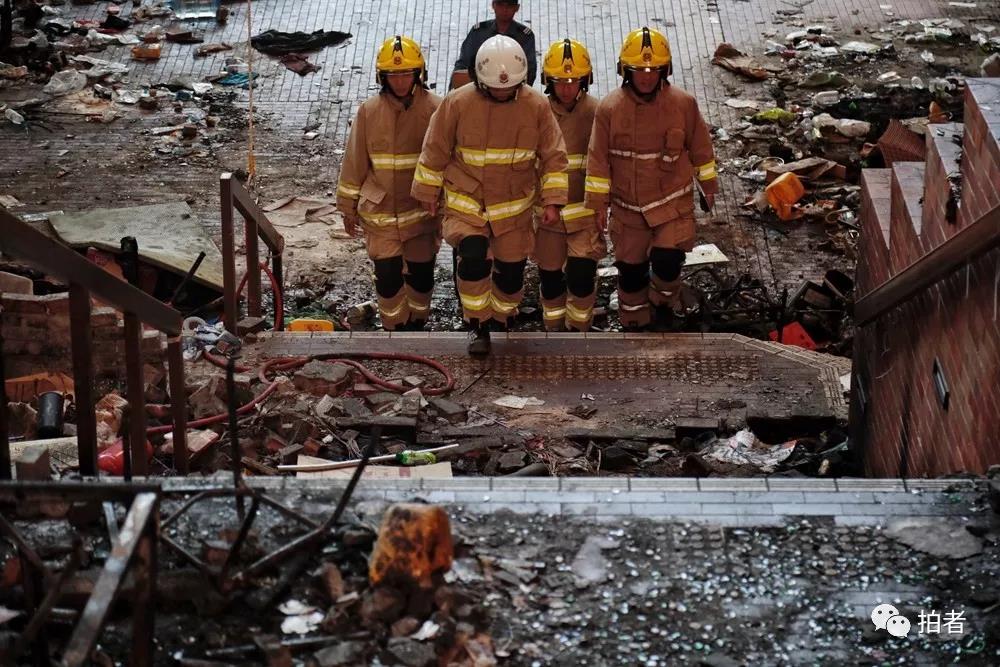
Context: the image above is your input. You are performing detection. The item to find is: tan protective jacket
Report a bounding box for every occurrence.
[336,87,442,238]
[547,93,599,232]
[410,84,569,235]
[584,84,718,226]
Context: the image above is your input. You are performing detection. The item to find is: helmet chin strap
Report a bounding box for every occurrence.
[478,83,521,103]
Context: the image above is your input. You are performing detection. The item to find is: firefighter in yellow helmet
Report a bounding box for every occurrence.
[412,35,568,355]
[533,38,607,332]
[584,27,718,330]
[336,36,442,330]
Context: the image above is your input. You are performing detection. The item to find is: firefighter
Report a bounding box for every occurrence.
[584,27,718,330]
[534,38,606,332]
[412,35,568,355]
[452,0,537,88]
[336,36,442,331]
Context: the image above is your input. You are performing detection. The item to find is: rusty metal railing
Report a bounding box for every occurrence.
[0,482,160,666]
[0,207,190,476]
[220,173,285,334]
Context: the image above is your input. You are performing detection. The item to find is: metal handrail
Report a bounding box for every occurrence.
[220,173,285,333]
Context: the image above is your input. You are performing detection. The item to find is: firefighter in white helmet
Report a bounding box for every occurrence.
[585,27,718,331]
[336,36,442,330]
[534,38,606,332]
[412,35,568,354]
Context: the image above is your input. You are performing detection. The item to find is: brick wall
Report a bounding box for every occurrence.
[852,79,1000,478]
[1,292,166,380]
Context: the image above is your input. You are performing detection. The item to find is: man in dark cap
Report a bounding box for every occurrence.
[451,0,536,89]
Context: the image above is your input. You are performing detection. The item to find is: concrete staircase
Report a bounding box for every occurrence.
[853,78,1000,477]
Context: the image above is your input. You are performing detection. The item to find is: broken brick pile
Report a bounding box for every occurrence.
[1,292,166,379]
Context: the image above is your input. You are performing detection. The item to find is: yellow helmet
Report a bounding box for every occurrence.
[617,27,673,77]
[375,35,427,86]
[541,38,594,90]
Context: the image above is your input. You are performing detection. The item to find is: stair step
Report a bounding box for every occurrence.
[921,123,964,250]
[889,162,926,274]
[858,169,893,295]
[958,79,1000,228]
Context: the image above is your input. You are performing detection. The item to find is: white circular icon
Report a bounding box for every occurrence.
[886,615,911,638]
[871,603,900,630]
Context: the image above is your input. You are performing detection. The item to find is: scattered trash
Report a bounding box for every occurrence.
[753,108,797,125]
[43,69,88,97]
[841,41,881,54]
[251,29,352,55]
[4,108,25,126]
[812,113,871,138]
[493,395,545,409]
[799,71,849,88]
[571,535,618,589]
[765,172,806,220]
[280,53,321,75]
[195,42,232,57]
[701,430,798,472]
[712,42,771,81]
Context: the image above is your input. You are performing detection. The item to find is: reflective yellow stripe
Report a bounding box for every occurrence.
[541,172,569,191]
[561,203,593,221]
[485,190,536,222]
[614,184,693,213]
[459,291,491,312]
[566,154,587,170]
[413,163,444,187]
[337,182,361,199]
[358,208,429,227]
[585,175,611,194]
[610,149,679,163]
[543,305,567,320]
[379,299,408,318]
[457,147,536,166]
[445,189,484,217]
[566,301,592,323]
[407,297,430,313]
[370,153,420,170]
[445,188,536,222]
[490,293,519,315]
[697,160,717,181]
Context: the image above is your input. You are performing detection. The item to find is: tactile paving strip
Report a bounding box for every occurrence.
[440,353,760,382]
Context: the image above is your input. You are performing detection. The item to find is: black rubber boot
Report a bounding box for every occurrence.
[467,325,491,356]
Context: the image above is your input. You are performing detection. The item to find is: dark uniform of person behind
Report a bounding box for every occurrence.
[452,0,536,88]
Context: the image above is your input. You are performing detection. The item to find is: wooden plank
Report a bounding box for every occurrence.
[166,338,189,475]
[856,204,1000,325]
[229,177,284,254]
[62,492,159,667]
[220,174,238,334]
[69,284,98,477]
[0,208,181,334]
[123,313,148,477]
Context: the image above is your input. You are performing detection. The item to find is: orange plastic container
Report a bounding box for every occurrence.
[369,503,453,589]
[287,318,334,332]
[765,172,806,221]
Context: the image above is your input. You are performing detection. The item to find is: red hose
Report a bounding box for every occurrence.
[236,260,284,331]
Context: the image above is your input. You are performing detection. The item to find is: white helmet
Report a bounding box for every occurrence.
[474,35,528,89]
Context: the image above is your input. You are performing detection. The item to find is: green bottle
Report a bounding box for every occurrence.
[395,450,437,466]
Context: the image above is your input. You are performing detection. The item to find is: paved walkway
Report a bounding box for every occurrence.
[167,476,992,527]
